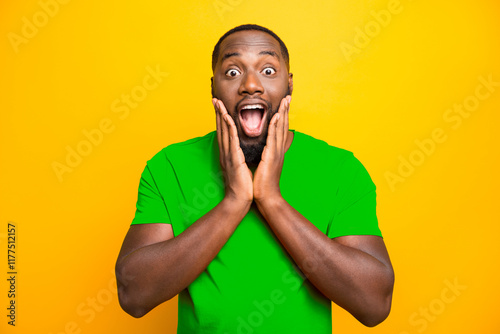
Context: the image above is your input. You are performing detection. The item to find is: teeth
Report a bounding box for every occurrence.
[241,104,264,110]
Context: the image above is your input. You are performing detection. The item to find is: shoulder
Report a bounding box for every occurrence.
[146,131,216,167]
[292,131,373,183]
[293,130,356,164]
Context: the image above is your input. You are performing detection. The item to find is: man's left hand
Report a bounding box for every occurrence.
[253,95,291,204]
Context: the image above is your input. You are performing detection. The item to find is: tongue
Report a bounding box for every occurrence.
[241,109,262,129]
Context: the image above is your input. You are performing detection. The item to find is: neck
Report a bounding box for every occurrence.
[247,130,295,171]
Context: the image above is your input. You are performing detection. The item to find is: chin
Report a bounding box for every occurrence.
[238,128,268,167]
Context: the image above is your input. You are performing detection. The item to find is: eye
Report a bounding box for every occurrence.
[262,67,276,76]
[225,69,241,77]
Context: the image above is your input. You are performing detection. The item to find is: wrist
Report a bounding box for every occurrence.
[221,195,252,219]
[254,193,285,217]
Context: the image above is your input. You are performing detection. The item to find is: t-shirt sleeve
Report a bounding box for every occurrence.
[327,153,382,238]
[131,163,171,225]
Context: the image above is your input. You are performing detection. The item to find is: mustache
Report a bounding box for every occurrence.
[234,96,272,114]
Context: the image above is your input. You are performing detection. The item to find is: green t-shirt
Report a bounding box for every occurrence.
[131,130,382,333]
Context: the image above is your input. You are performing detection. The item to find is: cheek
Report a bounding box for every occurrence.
[215,76,238,92]
[215,80,236,99]
[265,74,289,93]
[264,79,288,104]
[214,80,239,114]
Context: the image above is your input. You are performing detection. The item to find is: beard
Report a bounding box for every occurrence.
[238,125,270,167]
[233,89,291,167]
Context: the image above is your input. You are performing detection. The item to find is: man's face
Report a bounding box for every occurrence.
[212,30,293,166]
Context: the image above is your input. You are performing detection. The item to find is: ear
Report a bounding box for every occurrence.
[288,73,294,95]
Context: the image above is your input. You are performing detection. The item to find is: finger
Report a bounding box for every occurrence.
[214,99,224,165]
[264,110,280,162]
[284,95,291,151]
[224,112,245,164]
[218,100,230,162]
[275,97,287,152]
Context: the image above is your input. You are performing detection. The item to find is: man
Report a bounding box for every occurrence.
[115,24,394,333]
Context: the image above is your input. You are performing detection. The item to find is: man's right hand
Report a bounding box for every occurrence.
[116,102,255,317]
[213,98,253,207]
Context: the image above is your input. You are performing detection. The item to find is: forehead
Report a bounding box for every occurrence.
[218,30,281,61]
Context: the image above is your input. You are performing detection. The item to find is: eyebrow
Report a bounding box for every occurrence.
[258,50,280,60]
[221,50,280,63]
[221,52,240,62]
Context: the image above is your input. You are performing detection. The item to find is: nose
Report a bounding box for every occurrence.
[238,71,264,95]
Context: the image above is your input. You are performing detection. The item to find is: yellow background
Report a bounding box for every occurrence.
[1,0,499,333]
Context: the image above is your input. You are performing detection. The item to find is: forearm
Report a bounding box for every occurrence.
[116,197,250,317]
[255,197,394,326]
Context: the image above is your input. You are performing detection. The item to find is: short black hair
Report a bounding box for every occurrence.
[211,24,290,72]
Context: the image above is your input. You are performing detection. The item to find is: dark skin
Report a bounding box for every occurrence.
[115,30,394,326]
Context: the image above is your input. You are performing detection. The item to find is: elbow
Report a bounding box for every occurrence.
[117,287,148,318]
[122,305,148,319]
[120,302,147,319]
[358,297,392,327]
[358,270,395,327]
[115,262,176,318]
[115,265,149,318]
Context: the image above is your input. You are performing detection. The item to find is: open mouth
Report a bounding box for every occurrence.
[238,103,267,137]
